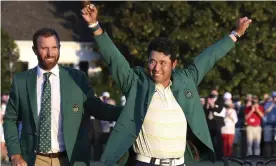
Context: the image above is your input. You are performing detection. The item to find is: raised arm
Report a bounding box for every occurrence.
[182,17,252,86]
[81,4,138,94]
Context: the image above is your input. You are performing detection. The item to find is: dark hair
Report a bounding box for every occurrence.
[33,28,60,49]
[148,37,178,62]
[252,95,259,100]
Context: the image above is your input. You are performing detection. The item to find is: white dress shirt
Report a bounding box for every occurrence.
[37,65,65,153]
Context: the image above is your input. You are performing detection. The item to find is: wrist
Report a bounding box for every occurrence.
[11,154,21,160]
[88,21,99,28]
[232,30,241,38]
[229,30,240,42]
[88,21,101,33]
[234,29,243,37]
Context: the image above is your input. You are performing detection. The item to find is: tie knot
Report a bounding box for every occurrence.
[44,72,52,80]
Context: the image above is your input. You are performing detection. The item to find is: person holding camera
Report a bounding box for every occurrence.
[244,96,264,156]
[204,88,225,160]
[263,91,276,157]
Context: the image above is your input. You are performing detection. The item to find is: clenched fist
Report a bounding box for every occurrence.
[235,17,252,36]
[82,4,98,24]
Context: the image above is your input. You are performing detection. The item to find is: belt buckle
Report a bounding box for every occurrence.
[159,158,173,166]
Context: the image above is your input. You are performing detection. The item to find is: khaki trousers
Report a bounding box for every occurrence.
[35,154,70,166]
[246,125,262,156]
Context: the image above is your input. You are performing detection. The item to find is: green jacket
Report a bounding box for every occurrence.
[3,66,121,166]
[93,32,235,166]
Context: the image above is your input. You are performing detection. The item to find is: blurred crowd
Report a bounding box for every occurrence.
[202,87,276,159]
[1,88,276,162]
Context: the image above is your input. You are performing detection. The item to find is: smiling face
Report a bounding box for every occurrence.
[33,35,60,71]
[148,50,177,87]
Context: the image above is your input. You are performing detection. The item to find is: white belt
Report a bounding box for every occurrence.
[136,154,185,166]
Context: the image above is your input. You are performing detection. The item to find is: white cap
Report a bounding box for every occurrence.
[102,92,110,98]
[224,92,232,100]
[121,96,126,106]
[121,96,126,101]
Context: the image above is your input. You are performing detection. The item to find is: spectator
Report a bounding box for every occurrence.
[221,100,238,156]
[100,92,114,134]
[204,88,225,160]
[93,92,116,160]
[263,91,276,157]
[244,96,264,156]
[233,96,245,157]
[260,93,270,107]
[200,97,206,106]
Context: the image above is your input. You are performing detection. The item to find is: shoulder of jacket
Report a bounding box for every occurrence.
[14,68,36,80]
[59,65,84,76]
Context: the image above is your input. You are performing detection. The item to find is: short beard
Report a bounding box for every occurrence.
[37,54,59,71]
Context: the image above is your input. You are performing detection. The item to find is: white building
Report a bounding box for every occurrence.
[2,1,103,75]
[15,40,102,75]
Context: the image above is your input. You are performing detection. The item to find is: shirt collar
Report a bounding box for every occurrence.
[37,64,59,78]
[155,80,172,90]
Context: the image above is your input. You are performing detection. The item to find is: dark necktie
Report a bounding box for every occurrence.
[38,72,52,153]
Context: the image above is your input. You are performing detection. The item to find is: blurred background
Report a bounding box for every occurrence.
[1,1,276,165]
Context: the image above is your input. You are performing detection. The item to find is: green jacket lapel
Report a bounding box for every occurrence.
[27,67,38,131]
[59,66,70,121]
[171,72,190,115]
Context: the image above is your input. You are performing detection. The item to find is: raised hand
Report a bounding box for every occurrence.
[81,4,98,24]
[235,17,252,36]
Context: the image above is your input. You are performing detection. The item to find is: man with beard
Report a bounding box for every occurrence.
[3,28,122,166]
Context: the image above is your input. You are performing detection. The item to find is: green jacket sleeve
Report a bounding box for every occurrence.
[3,76,21,156]
[81,72,122,121]
[94,32,138,94]
[182,36,235,86]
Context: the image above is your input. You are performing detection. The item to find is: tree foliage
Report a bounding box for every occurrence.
[1,28,20,94]
[94,1,276,97]
[49,1,276,99]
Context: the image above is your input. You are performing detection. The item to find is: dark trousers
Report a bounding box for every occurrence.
[210,128,223,160]
[89,119,111,161]
[93,132,110,161]
[135,160,185,166]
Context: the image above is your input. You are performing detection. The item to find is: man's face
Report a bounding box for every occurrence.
[200,98,205,106]
[210,90,218,98]
[148,51,177,87]
[264,93,269,100]
[33,35,60,71]
[252,98,259,105]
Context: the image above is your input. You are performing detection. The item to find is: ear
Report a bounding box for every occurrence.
[172,59,178,69]
[32,46,37,55]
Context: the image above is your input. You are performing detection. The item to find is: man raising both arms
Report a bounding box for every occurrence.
[82,4,252,166]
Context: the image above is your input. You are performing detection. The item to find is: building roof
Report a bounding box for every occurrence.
[1,1,93,42]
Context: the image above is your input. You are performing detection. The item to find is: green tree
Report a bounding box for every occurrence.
[96,1,276,97]
[49,1,276,99]
[1,28,20,94]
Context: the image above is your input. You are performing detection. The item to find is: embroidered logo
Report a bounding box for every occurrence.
[72,104,79,113]
[185,90,193,99]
